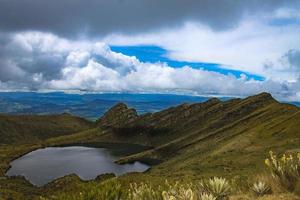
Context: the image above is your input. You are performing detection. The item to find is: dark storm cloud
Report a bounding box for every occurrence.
[0,0,297,37]
[285,49,300,70]
[0,32,65,86]
[264,49,300,72]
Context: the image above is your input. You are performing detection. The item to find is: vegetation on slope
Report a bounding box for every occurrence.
[0,113,95,144]
[32,152,300,200]
[0,92,299,199]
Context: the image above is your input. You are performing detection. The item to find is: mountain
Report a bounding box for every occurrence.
[0,113,94,144]
[97,102,139,128]
[0,92,216,120]
[92,92,300,177]
[25,92,300,178]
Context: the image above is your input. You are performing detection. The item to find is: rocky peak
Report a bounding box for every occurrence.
[244,92,276,104]
[255,92,274,100]
[98,103,138,128]
[206,97,221,105]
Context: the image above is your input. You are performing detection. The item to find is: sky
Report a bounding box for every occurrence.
[0,0,300,100]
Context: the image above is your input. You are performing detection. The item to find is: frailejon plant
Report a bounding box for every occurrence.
[251,181,271,196]
[199,177,231,200]
[162,187,196,200]
[175,188,195,200]
[129,181,198,200]
[265,151,300,191]
[198,193,217,200]
[162,191,177,200]
[128,182,164,200]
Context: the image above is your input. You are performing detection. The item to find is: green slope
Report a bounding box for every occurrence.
[1,92,299,199]
[61,92,300,177]
[0,113,95,144]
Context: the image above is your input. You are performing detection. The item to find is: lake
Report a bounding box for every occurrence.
[6,146,150,186]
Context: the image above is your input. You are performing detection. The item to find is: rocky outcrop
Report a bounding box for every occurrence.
[97,103,138,128]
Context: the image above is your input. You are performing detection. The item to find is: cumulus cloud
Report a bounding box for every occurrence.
[1,31,300,101]
[0,0,298,37]
[50,60,123,91]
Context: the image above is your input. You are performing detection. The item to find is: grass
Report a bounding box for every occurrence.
[1,151,300,199]
[36,174,300,200]
[0,113,94,144]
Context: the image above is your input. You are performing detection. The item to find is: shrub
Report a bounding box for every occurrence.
[199,177,231,200]
[265,151,300,191]
[251,181,271,196]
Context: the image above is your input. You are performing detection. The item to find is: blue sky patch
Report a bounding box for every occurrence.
[269,18,300,26]
[110,45,265,81]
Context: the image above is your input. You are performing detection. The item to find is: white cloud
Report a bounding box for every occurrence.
[65,51,90,67]
[1,31,300,101]
[103,19,300,82]
[50,60,122,91]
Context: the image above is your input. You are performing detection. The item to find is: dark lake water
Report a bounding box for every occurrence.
[6,146,149,186]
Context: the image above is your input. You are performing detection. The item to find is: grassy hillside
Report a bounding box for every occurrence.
[0,92,299,199]
[48,92,300,177]
[107,93,300,177]
[0,113,95,144]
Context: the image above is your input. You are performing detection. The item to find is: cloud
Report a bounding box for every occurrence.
[0,0,299,101]
[1,31,300,101]
[284,49,300,70]
[50,60,123,91]
[262,48,300,83]
[0,0,298,37]
[104,18,300,83]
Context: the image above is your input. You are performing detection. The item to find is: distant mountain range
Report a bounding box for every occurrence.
[0,92,232,120]
[0,92,299,121]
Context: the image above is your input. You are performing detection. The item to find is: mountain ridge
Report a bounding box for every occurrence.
[91,92,299,177]
[96,92,280,144]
